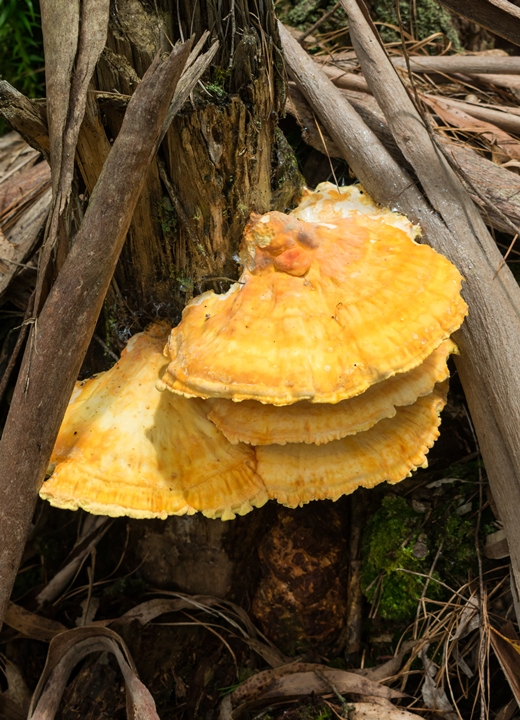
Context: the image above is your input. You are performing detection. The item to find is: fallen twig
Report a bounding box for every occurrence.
[391,55,520,75]
[436,0,520,48]
[0,40,192,630]
[279,7,520,617]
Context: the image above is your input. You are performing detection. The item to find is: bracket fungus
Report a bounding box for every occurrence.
[161,184,467,406]
[41,184,468,520]
[41,324,268,521]
[256,383,448,507]
[206,339,456,446]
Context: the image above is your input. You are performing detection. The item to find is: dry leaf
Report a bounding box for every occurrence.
[4,603,67,642]
[345,703,425,719]
[35,516,110,608]
[28,626,159,720]
[425,96,520,163]
[0,694,26,720]
[420,645,457,719]
[0,655,30,715]
[220,662,406,718]
[115,593,288,668]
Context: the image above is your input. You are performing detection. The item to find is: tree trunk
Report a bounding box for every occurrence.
[75,0,300,339]
[71,0,315,636]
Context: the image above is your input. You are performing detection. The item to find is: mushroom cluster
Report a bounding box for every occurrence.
[41,183,468,520]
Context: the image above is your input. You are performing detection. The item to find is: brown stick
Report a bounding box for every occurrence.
[0,294,35,405]
[279,18,520,605]
[339,0,520,605]
[423,95,520,136]
[320,64,370,93]
[0,82,49,158]
[436,0,520,47]
[391,55,520,75]
[0,42,191,629]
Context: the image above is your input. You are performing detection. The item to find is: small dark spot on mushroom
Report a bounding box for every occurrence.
[297,229,318,248]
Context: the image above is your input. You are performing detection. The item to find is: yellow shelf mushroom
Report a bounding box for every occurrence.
[41,184,468,519]
[161,192,467,405]
[256,383,448,508]
[41,324,268,521]
[206,339,456,446]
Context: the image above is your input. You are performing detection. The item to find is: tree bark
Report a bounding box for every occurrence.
[0,42,191,629]
[62,0,305,609]
[74,0,301,340]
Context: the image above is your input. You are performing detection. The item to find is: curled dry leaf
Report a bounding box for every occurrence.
[220,661,406,718]
[0,694,26,720]
[28,625,159,720]
[0,654,30,716]
[341,703,424,719]
[4,603,67,642]
[420,645,457,718]
[115,592,288,668]
[354,640,418,682]
[35,515,111,608]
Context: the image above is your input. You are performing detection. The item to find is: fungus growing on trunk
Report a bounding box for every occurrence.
[41,185,468,519]
[161,187,467,405]
[205,339,456,445]
[256,384,448,507]
[40,324,267,520]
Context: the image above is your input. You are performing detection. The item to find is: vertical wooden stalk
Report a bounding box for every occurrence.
[0,44,190,628]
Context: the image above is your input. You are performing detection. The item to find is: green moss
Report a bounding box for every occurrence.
[286,0,322,26]
[271,128,305,211]
[102,574,148,600]
[175,274,194,295]
[371,0,461,51]
[204,66,231,99]
[265,703,334,720]
[276,0,348,42]
[361,462,486,624]
[362,496,442,621]
[158,196,178,234]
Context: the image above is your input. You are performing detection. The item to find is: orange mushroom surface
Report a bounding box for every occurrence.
[256,383,448,507]
[206,339,456,445]
[41,324,268,520]
[161,190,467,406]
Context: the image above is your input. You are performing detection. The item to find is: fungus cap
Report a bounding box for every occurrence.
[41,324,268,521]
[257,383,448,507]
[162,190,467,405]
[292,182,417,236]
[206,339,456,445]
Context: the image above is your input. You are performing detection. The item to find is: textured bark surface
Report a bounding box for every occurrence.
[437,0,520,46]
[72,0,301,341]
[70,0,305,626]
[0,43,191,629]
